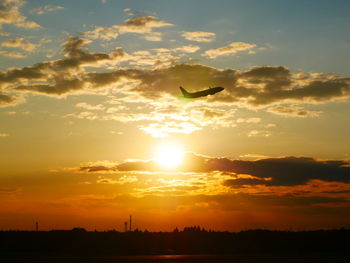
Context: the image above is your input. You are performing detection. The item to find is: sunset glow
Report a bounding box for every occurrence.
[0,0,349,233]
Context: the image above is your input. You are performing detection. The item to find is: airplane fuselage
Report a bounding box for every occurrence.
[180,86,224,98]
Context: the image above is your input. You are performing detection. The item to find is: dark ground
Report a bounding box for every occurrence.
[1,229,349,262]
[1,253,349,263]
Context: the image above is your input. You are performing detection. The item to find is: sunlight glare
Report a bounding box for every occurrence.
[155,144,184,169]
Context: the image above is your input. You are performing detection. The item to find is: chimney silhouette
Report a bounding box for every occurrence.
[124,221,128,232]
[35,221,38,232]
[129,215,132,232]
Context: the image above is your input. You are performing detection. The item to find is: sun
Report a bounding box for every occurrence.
[155,143,184,169]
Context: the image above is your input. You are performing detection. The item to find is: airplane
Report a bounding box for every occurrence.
[179,86,224,98]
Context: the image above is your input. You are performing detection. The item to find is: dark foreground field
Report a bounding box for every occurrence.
[1,229,349,262]
[2,253,350,263]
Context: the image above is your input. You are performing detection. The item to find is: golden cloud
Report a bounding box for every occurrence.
[203,42,256,58]
[30,5,64,15]
[1,37,350,120]
[0,38,38,51]
[181,31,216,42]
[0,0,40,29]
[84,14,173,41]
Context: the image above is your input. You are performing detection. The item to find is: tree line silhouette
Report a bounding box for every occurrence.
[1,227,349,257]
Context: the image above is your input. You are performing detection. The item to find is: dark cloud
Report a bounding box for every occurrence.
[0,37,125,96]
[267,105,320,117]
[82,63,350,109]
[0,92,21,107]
[220,157,350,186]
[123,15,172,28]
[209,156,350,186]
[241,66,291,91]
[54,37,124,69]
[248,77,350,106]
[98,153,350,186]
[117,160,156,171]
[15,78,88,95]
[223,178,266,187]
[79,165,117,173]
[1,37,350,113]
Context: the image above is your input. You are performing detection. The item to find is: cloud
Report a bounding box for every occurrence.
[236,67,350,106]
[30,5,64,15]
[139,121,201,138]
[219,157,350,186]
[8,155,347,228]
[0,92,22,107]
[67,87,238,136]
[236,117,261,123]
[119,15,173,33]
[181,31,216,42]
[2,40,350,116]
[0,37,125,95]
[71,153,350,214]
[0,49,25,58]
[174,45,200,53]
[265,123,276,128]
[247,130,271,137]
[80,165,116,173]
[123,64,239,100]
[143,32,162,41]
[84,14,173,41]
[75,102,105,111]
[84,25,119,41]
[126,46,199,67]
[267,105,321,117]
[0,38,38,51]
[97,175,138,184]
[203,42,256,58]
[68,98,237,137]
[239,154,270,160]
[65,111,99,121]
[0,0,40,29]
[0,132,9,137]
[96,153,350,187]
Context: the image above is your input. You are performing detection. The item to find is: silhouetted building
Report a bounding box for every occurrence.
[183,226,205,232]
[71,227,86,232]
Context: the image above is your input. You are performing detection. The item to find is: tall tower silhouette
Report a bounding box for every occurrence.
[35,221,38,232]
[124,221,128,232]
[129,215,132,232]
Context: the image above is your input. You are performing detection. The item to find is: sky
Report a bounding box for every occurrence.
[0,0,350,231]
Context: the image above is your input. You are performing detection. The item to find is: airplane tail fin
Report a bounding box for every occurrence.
[179,86,189,97]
